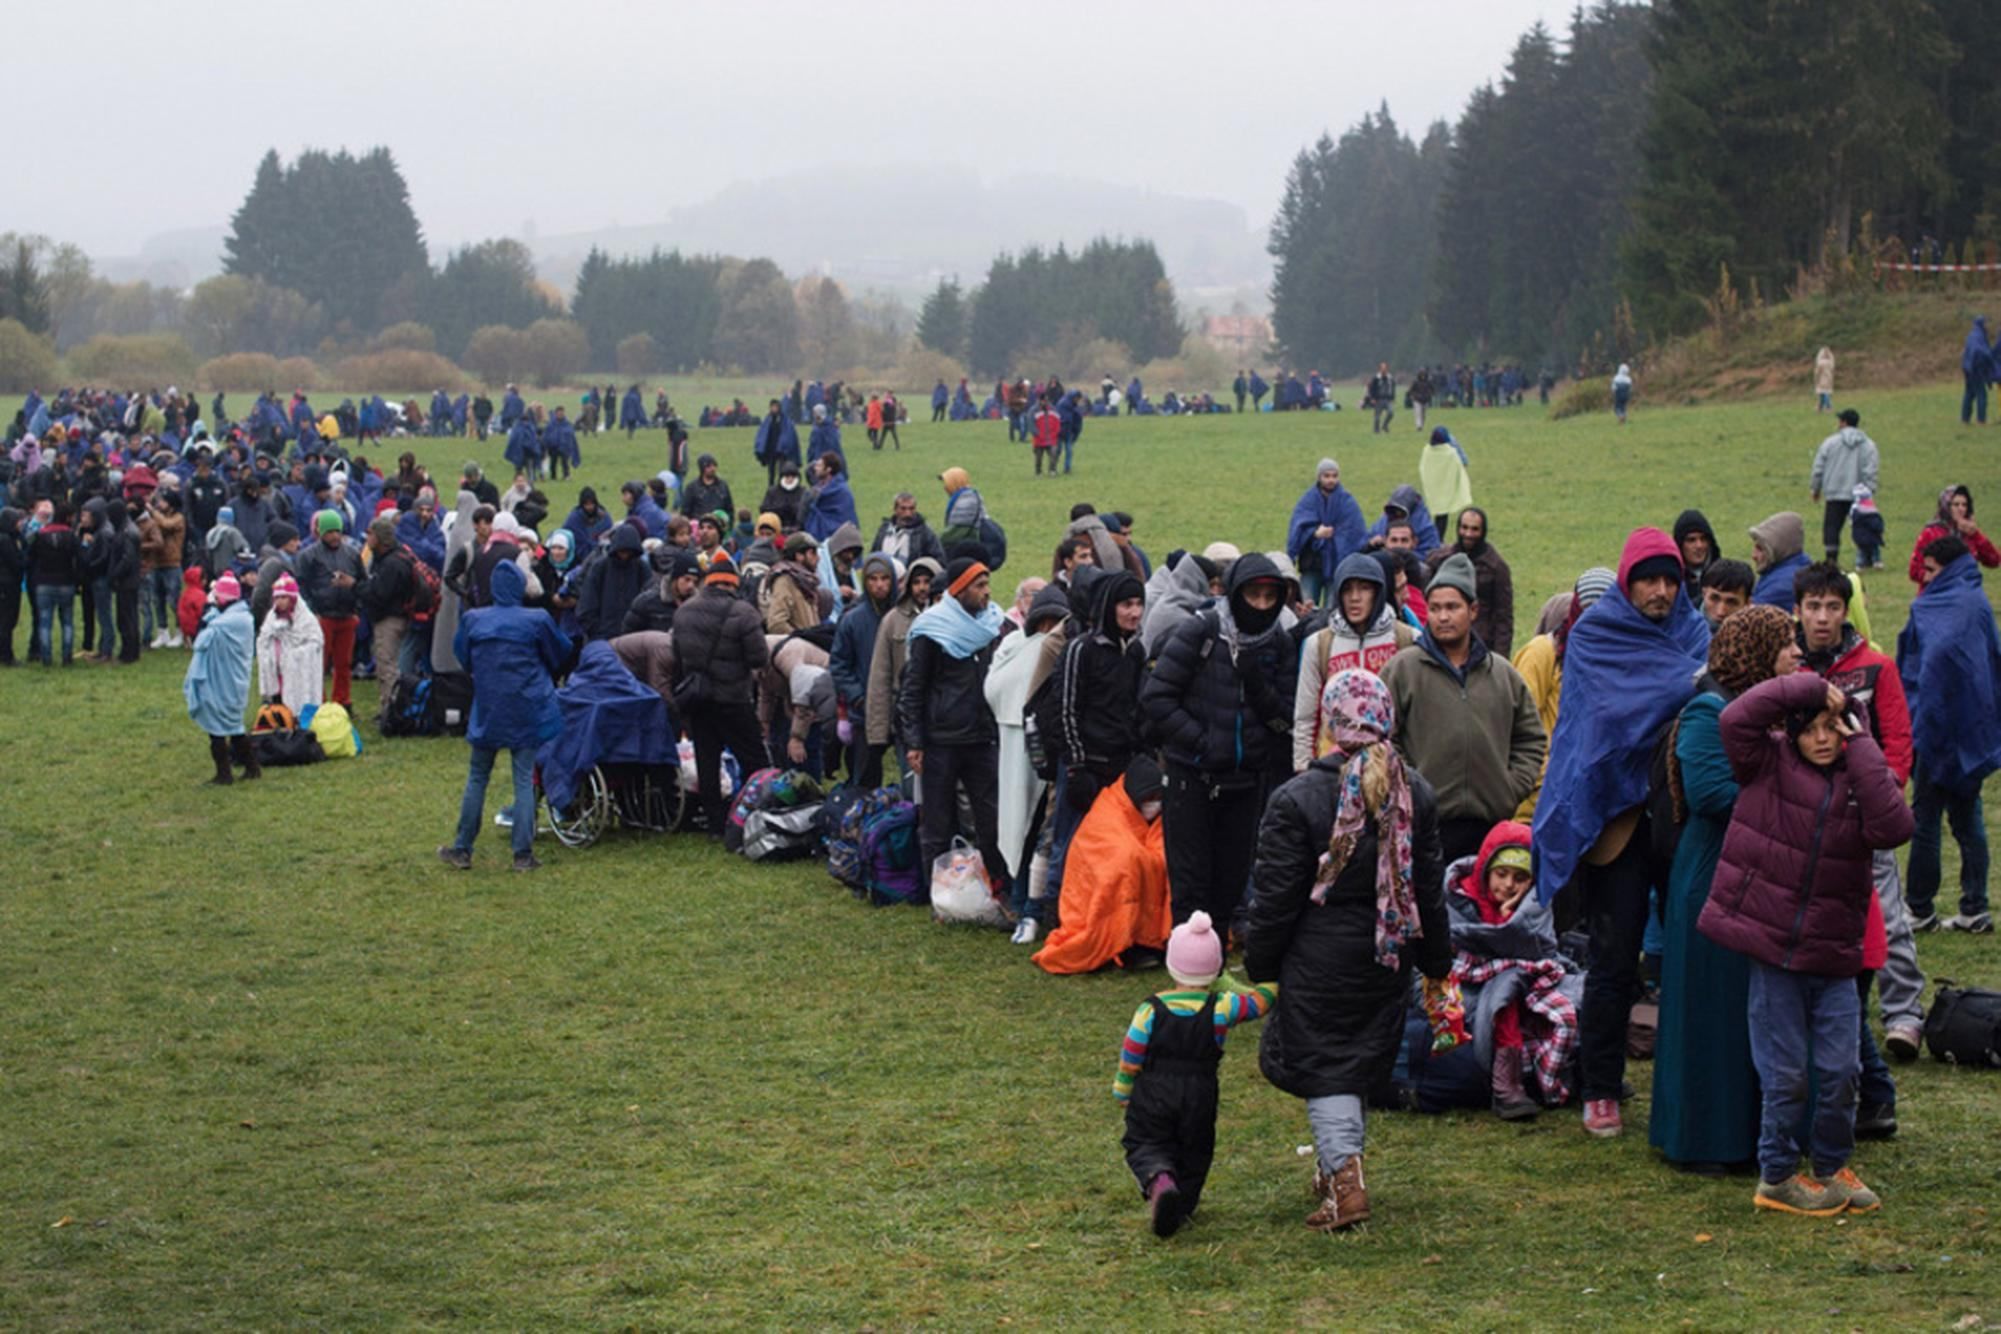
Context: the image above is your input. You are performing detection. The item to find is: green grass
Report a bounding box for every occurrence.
[5,386,2001,1329]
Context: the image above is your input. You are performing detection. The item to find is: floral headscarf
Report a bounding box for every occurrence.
[1311,670,1420,970]
[1707,603,1795,697]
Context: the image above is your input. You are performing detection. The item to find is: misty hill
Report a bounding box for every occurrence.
[529,166,1271,301]
[97,225,230,289]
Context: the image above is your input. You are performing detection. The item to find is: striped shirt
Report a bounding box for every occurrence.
[1113,984,1279,1102]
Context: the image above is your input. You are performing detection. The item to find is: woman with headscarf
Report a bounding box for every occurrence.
[1244,670,1451,1232]
[255,571,325,718]
[1650,605,1800,1172]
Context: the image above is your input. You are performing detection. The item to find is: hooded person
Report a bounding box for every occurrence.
[761,632,837,776]
[430,492,479,674]
[1419,427,1473,526]
[803,455,859,543]
[1286,459,1368,607]
[831,553,902,787]
[760,461,807,533]
[1365,484,1442,558]
[1672,509,1721,603]
[1035,755,1172,975]
[1748,511,1809,609]
[577,521,649,641]
[620,479,669,541]
[255,570,325,718]
[1651,603,1798,1171]
[1907,484,2001,585]
[1139,550,1216,660]
[806,403,844,472]
[1809,409,1881,563]
[203,505,249,579]
[1962,316,1996,425]
[1063,512,1126,578]
[620,544,699,636]
[1441,821,1579,1121]
[184,571,261,784]
[1140,553,1300,927]
[562,486,614,553]
[984,582,1072,910]
[753,401,802,486]
[1292,552,1416,770]
[1896,540,2001,931]
[1422,506,1514,657]
[1510,565,1616,818]
[1531,528,1709,1138]
[866,556,942,754]
[439,560,573,871]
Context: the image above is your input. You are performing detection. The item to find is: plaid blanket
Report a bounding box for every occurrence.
[1452,953,1578,1105]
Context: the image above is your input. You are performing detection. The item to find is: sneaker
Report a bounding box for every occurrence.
[437,845,472,870]
[494,809,514,828]
[1884,1024,1922,1063]
[1010,918,1040,946]
[1909,910,1941,933]
[1948,912,1994,934]
[1147,1173,1188,1238]
[1583,1098,1623,1138]
[1755,1174,1843,1217]
[512,852,542,872]
[1854,1102,1898,1140]
[1820,1167,1881,1214]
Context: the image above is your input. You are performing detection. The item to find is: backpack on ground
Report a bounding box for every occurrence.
[253,727,324,767]
[380,675,439,738]
[742,803,826,862]
[1923,982,2001,1067]
[820,784,869,887]
[857,797,923,905]
[724,767,822,853]
[428,671,473,735]
[253,701,298,735]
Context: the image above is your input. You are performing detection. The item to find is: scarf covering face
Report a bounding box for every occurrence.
[1310,670,1420,972]
[1708,604,1794,696]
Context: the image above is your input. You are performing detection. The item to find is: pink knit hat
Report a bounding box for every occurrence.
[212,571,242,607]
[272,573,300,602]
[1165,911,1224,987]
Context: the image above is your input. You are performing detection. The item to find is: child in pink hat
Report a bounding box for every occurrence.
[1113,911,1276,1238]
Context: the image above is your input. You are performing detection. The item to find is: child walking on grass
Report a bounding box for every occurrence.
[1697,673,1913,1217]
[1114,911,1276,1238]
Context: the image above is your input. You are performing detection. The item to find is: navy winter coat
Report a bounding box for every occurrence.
[453,560,569,751]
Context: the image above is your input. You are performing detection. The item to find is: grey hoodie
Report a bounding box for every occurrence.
[1809,426,1879,500]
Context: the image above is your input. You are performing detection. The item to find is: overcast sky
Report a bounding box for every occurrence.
[20,0,1565,257]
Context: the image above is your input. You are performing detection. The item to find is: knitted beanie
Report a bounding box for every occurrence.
[1165,911,1224,987]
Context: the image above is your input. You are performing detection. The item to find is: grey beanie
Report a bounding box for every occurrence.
[1316,457,1338,476]
[1427,551,1479,602]
[1574,567,1617,607]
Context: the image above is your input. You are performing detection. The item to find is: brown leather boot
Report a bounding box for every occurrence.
[1305,1155,1370,1231]
[207,736,234,786]
[1492,1046,1540,1121]
[233,734,263,781]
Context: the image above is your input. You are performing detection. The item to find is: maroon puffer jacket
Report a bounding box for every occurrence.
[1697,673,1914,976]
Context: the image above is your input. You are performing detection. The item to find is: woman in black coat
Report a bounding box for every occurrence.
[1246,669,1450,1233]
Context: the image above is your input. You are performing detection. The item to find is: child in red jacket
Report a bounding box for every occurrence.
[176,567,208,642]
[1697,673,1913,1218]
[1031,398,1061,476]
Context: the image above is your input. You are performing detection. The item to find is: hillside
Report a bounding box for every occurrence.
[1645,289,1995,403]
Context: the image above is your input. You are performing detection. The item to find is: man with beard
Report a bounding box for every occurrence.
[763,531,832,635]
[1422,506,1514,657]
[899,557,1008,891]
[760,461,807,533]
[1673,509,1721,604]
[1140,554,1298,927]
[871,491,946,569]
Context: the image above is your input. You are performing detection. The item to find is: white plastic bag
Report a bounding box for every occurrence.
[929,837,1008,928]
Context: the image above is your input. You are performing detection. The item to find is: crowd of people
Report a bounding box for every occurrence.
[5,370,2000,1240]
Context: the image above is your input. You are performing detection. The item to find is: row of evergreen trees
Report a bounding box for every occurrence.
[1269,0,2001,376]
[913,239,1183,376]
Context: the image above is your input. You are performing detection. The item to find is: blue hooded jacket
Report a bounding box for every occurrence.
[504,417,543,470]
[1964,318,1996,379]
[453,560,569,751]
[1897,554,2001,795]
[396,508,447,570]
[620,388,645,428]
[1287,478,1367,585]
[543,415,580,466]
[500,390,525,429]
[1365,484,1441,557]
[807,419,844,469]
[755,412,801,467]
[804,473,859,541]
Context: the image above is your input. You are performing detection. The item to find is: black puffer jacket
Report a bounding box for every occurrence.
[672,583,769,706]
[1059,567,1145,778]
[1139,553,1296,776]
[897,626,997,748]
[1246,754,1451,1099]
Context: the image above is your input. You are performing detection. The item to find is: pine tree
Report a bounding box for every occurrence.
[916,278,967,359]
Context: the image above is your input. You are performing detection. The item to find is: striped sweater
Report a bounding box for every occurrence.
[1113,984,1279,1102]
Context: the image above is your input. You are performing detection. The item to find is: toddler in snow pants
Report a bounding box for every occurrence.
[1114,911,1275,1237]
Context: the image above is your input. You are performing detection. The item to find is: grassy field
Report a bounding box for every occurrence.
[4,385,2000,1329]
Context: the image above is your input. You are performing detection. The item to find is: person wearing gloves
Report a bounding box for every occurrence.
[184,571,261,785]
[255,572,324,719]
[1113,908,1277,1238]
[438,561,571,873]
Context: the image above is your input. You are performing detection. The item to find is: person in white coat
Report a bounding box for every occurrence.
[255,572,324,718]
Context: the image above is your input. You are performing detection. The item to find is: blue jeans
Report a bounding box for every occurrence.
[1747,960,1859,1183]
[452,745,536,858]
[1030,767,1090,923]
[1060,433,1074,473]
[91,576,115,657]
[1856,975,1895,1111]
[33,585,74,663]
[1905,767,1990,917]
[145,567,180,641]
